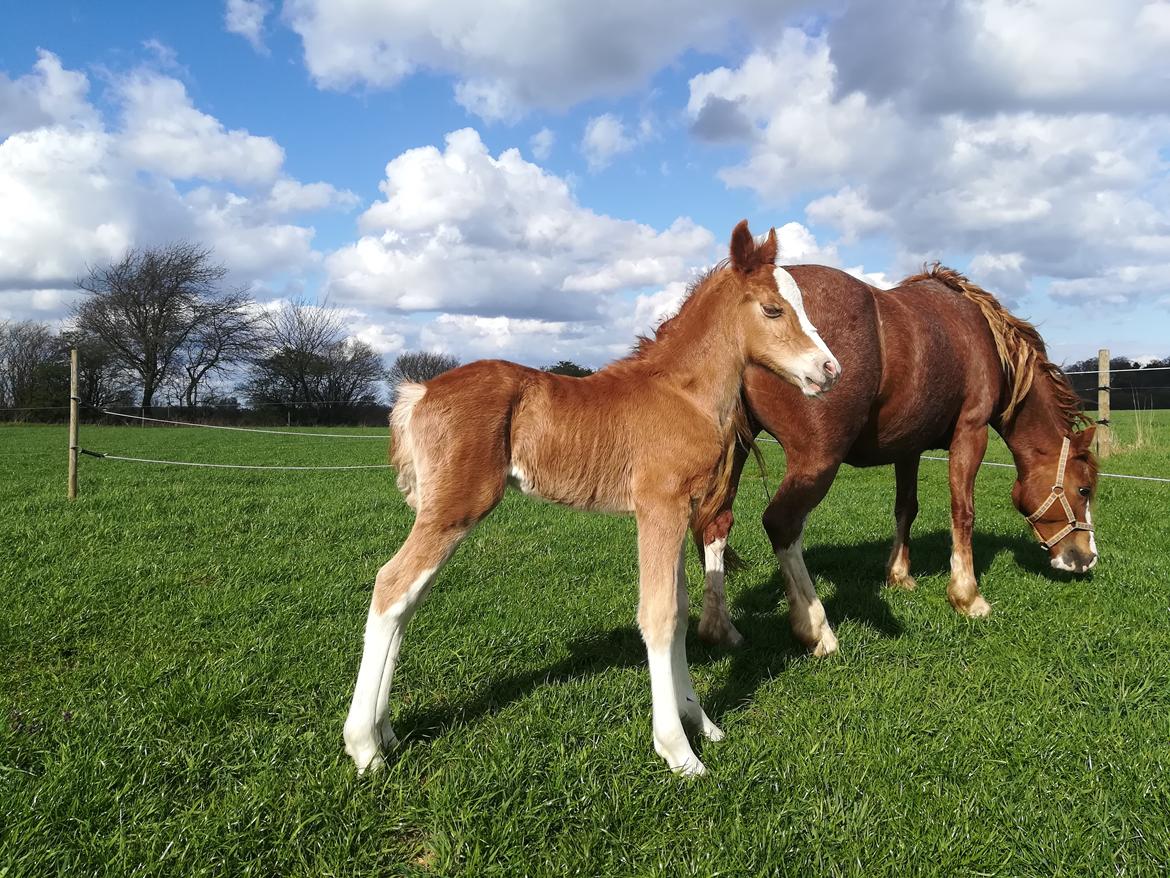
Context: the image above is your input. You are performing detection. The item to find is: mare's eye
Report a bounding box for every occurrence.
[761,303,783,318]
[1077,486,1091,498]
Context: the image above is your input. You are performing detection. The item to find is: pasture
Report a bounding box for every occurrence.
[2,415,1169,876]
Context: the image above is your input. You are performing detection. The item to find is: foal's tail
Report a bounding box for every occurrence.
[390,382,427,510]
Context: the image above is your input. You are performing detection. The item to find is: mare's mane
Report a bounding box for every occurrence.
[903,264,1090,437]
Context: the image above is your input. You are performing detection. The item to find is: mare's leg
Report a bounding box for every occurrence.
[636,494,705,776]
[886,457,921,590]
[674,548,723,742]
[697,442,748,647]
[947,426,991,617]
[761,462,840,656]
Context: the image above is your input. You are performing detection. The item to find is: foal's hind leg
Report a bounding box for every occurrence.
[343,516,474,773]
[674,547,723,742]
[762,462,841,656]
[697,443,748,648]
[886,457,921,590]
[697,509,741,648]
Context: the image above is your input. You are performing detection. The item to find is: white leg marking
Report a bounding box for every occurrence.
[344,567,435,773]
[949,551,991,616]
[648,642,705,776]
[674,550,723,742]
[699,537,743,647]
[776,526,838,656]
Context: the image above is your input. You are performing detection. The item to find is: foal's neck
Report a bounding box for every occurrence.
[637,289,747,426]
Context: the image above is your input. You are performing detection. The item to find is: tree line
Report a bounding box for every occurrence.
[1,242,597,423]
[1063,355,1170,411]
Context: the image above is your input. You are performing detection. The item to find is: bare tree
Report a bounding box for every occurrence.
[0,320,66,410]
[241,301,385,406]
[173,292,265,408]
[387,351,460,395]
[72,243,253,408]
[59,329,137,409]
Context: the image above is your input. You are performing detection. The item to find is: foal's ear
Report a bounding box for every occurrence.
[729,220,756,273]
[757,227,778,266]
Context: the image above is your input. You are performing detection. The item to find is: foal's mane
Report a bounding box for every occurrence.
[630,260,729,358]
[905,264,1090,434]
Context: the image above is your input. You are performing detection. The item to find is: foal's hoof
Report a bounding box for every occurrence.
[886,572,918,591]
[960,595,992,618]
[698,616,744,648]
[804,625,838,657]
[702,723,725,743]
[345,723,398,775]
[671,756,707,777]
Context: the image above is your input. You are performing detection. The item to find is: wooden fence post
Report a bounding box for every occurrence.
[68,347,79,500]
[1097,348,1111,458]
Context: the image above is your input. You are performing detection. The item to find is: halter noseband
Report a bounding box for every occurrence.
[1025,436,1093,551]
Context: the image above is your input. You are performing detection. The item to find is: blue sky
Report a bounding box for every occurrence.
[2,1,1168,369]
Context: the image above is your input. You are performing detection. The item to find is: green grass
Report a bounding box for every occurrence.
[2,414,1169,876]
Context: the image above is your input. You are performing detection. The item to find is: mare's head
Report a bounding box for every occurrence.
[726,220,840,396]
[1010,426,1098,574]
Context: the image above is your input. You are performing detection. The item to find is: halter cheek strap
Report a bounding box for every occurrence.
[1025,436,1093,551]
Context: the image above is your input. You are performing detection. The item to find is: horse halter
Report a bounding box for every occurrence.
[1025,436,1093,551]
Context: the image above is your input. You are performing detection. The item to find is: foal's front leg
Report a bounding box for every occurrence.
[636,499,707,776]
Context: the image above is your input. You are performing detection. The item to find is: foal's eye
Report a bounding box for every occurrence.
[761,303,783,318]
[1077,486,1091,498]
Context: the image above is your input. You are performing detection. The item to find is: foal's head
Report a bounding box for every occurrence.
[725,220,840,396]
[1010,426,1099,574]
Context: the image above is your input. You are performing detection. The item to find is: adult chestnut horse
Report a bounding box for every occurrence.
[344,222,840,777]
[697,264,1098,654]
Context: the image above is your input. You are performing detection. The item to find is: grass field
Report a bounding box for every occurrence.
[3,413,1170,876]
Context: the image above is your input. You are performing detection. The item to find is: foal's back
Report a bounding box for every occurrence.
[405,359,721,516]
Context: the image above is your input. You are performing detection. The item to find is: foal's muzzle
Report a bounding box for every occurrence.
[798,356,841,397]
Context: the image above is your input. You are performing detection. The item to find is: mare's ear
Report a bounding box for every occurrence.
[1072,425,1096,454]
[757,227,778,266]
[729,220,755,272]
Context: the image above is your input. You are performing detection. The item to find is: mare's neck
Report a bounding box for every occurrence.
[997,368,1067,470]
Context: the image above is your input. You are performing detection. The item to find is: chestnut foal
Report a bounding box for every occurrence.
[344,222,840,776]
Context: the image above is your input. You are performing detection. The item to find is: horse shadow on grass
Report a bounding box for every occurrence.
[393,528,1057,743]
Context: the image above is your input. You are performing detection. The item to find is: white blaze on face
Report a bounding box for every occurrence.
[773,266,840,374]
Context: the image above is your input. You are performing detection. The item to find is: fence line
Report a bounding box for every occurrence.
[95,408,387,439]
[1062,365,1170,375]
[756,437,1169,484]
[78,449,392,471]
